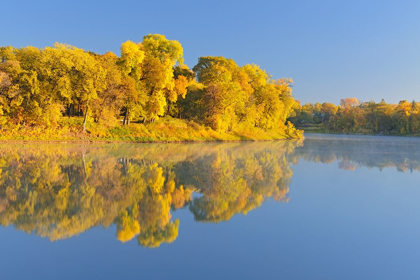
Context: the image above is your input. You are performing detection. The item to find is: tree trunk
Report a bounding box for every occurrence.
[82,153,87,179]
[167,102,171,115]
[83,101,89,132]
[123,108,129,125]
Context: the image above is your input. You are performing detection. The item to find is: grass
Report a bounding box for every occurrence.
[0,116,303,142]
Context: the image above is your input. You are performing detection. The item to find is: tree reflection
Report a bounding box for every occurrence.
[184,149,293,222]
[1,137,417,247]
[0,141,299,247]
[294,136,420,172]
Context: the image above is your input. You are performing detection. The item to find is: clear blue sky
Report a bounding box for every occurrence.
[1,0,419,104]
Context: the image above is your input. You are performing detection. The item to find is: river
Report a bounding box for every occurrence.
[0,134,419,279]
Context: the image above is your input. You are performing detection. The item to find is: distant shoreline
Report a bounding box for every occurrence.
[301,129,420,138]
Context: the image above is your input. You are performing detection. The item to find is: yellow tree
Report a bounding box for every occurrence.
[340,98,359,110]
[140,34,184,121]
[37,44,106,130]
[69,47,106,131]
[91,52,124,126]
[253,78,297,130]
[15,46,63,127]
[0,71,12,127]
[165,65,195,116]
[118,40,145,125]
[193,56,250,131]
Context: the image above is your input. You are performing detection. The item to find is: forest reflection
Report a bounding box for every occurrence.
[0,141,299,247]
[295,135,420,172]
[1,136,417,247]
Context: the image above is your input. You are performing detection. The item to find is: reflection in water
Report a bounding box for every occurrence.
[1,135,418,247]
[0,141,299,247]
[295,134,420,172]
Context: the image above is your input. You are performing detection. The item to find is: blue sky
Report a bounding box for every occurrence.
[1,0,419,104]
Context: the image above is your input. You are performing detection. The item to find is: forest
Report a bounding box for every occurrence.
[289,98,420,135]
[0,34,302,141]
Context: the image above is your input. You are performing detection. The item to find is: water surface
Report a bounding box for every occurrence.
[1,134,420,279]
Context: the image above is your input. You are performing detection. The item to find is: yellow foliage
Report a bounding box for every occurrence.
[146,163,165,194]
[117,210,141,243]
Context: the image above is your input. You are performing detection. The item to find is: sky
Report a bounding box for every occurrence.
[1,0,419,104]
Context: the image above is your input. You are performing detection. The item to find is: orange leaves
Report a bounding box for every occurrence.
[173,75,189,100]
[340,98,360,110]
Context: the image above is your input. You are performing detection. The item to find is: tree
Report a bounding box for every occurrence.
[91,52,124,126]
[193,56,251,131]
[340,98,359,110]
[140,34,184,121]
[118,40,145,124]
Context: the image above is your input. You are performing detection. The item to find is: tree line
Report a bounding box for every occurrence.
[289,98,420,135]
[0,34,301,138]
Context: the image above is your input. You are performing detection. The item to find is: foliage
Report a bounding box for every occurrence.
[0,36,301,141]
[289,98,420,135]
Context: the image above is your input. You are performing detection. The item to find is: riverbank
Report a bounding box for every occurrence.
[297,123,420,137]
[0,117,303,142]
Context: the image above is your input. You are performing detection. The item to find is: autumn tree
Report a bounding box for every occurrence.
[193,57,253,131]
[140,34,184,122]
[118,40,145,125]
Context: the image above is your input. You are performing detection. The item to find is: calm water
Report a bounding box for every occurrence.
[1,134,420,279]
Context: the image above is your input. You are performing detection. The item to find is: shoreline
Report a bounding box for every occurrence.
[0,137,303,145]
[0,118,303,144]
[301,130,420,138]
